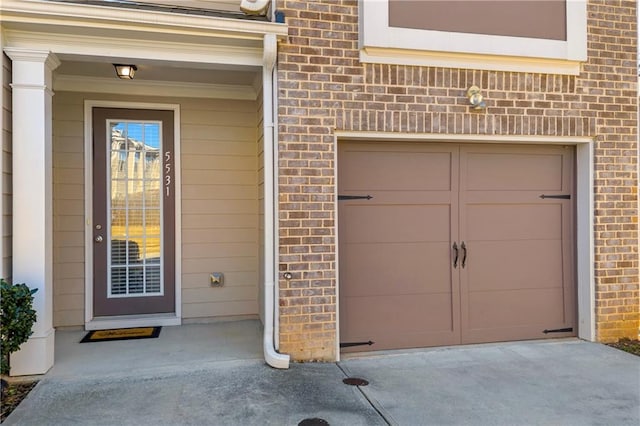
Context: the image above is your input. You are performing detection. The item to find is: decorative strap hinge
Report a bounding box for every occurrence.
[539,194,571,200]
[543,327,573,334]
[340,340,374,348]
[338,195,373,201]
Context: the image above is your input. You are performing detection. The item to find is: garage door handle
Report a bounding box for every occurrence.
[461,242,467,268]
[452,242,459,268]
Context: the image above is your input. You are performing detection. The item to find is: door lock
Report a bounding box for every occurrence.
[95,235,103,243]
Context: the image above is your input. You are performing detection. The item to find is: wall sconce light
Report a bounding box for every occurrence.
[113,64,137,79]
[240,0,271,16]
[467,85,486,110]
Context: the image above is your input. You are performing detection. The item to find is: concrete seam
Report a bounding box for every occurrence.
[336,362,395,426]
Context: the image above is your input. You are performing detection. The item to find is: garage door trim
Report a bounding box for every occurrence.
[334,133,595,359]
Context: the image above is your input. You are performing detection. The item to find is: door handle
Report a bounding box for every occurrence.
[95,235,103,243]
[452,242,459,268]
[461,242,467,268]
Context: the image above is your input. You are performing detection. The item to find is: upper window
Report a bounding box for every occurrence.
[359,0,587,75]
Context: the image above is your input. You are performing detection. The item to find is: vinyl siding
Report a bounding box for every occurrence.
[180,96,259,320]
[135,0,242,13]
[52,93,86,327]
[2,53,12,280]
[257,86,265,324]
[52,91,259,327]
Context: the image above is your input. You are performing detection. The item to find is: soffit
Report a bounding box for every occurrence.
[56,60,258,86]
[0,0,287,40]
[1,0,287,67]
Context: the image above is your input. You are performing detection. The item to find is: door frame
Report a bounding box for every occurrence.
[84,100,182,330]
[334,132,595,360]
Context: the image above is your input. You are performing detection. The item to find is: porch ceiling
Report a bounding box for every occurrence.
[52,57,261,100]
[53,58,261,99]
[56,59,259,86]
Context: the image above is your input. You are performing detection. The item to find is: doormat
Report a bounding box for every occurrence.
[80,327,161,343]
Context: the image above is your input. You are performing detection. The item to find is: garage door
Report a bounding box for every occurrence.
[338,142,575,352]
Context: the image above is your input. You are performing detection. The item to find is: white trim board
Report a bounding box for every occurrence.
[359,48,583,76]
[84,100,182,329]
[334,132,596,344]
[85,313,180,331]
[334,132,593,145]
[4,29,264,68]
[1,0,288,41]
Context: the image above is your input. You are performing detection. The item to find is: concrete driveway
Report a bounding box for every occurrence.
[5,339,639,425]
[341,339,640,425]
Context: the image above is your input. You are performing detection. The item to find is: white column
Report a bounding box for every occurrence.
[4,48,60,376]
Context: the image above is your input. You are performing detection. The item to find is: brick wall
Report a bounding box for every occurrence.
[587,0,639,342]
[276,0,638,361]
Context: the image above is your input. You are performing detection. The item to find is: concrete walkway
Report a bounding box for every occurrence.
[5,329,639,425]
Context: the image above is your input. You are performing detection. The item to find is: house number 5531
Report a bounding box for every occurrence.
[165,151,172,197]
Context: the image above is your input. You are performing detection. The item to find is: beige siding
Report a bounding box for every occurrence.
[52,93,85,327]
[257,86,265,324]
[135,0,242,13]
[2,53,11,280]
[180,96,259,319]
[52,91,259,326]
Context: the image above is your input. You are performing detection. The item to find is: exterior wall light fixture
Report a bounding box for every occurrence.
[240,0,270,16]
[467,85,486,110]
[113,64,137,79]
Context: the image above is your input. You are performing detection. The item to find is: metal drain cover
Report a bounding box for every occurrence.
[298,418,330,426]
[342,377,369,386]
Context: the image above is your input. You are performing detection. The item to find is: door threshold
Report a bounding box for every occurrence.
[86,313,181,330]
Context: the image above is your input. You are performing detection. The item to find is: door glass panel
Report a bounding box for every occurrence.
[108,120,163,297]
[144,181,160,208]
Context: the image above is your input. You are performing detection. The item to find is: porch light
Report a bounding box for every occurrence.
[113,64,137,79]
[466,85,486,110]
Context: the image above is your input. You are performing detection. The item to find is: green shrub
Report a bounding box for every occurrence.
[0,279,37,375]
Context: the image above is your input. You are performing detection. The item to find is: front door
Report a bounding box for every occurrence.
[92,108,175,316]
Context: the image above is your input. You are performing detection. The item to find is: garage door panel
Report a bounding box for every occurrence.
[467,240,564,291]
[465,288,566,333]
[466,204,562,241]
[341,242,452,296]
[341,205,450,243]
[341,191,454,205]
[464,192,562,204]
[465,152,564,191]
[460,144,574,345]
[356,332,458,352]
[463,323,572,346]
[341,293,456,348]
[340,150,453,191]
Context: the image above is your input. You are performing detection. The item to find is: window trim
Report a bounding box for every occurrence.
[359,0,587,75]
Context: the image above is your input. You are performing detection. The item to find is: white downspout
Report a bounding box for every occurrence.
[263,32,290,369]
[272,48,282,353]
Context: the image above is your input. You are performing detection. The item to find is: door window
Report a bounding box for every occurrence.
[108,120,163,297]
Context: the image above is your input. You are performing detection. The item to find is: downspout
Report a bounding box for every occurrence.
[263,32,290,369]
[272,44,282,353]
